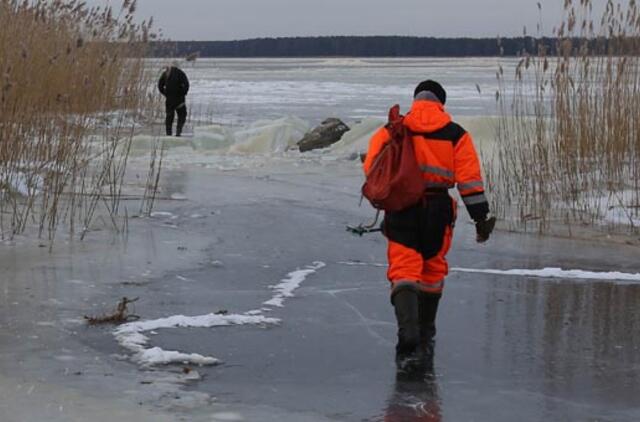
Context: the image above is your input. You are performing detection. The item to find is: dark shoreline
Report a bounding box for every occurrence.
[149,35,553,58]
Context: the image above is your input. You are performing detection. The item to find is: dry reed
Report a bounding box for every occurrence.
[0,0,158,243]
[489,0,640,237]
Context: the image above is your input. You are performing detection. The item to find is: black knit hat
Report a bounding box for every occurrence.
[414,80,447,104]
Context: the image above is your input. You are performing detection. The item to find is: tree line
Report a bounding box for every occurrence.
[149,36,557,58]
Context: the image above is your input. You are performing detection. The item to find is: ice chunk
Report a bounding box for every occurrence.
[127,135,194,155]
[192,125,235,151]
[328,118,384,157]
[229,116,310,155]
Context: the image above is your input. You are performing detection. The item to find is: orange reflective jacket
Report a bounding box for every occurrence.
[364,99,488,221]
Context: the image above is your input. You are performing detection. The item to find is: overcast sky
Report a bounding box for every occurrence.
[87,0,591,41]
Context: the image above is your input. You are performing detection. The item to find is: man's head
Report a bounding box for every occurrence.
[414,80,447,105]
[164,61,181,73]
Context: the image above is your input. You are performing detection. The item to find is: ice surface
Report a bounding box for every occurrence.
[263,261,327,308]
[126,116,310,158]
[114,261,326,367]
[124,113,500,189]
[150,211,175,218]
[3,171,44,196]
[338,261,387,268]
[128,135,194,154]
[596,192,640,227]
[114,313,280,366]
[121,313,280,333]
[175,58,509,124]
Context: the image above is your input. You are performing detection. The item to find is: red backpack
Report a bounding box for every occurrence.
[362,105,424,212]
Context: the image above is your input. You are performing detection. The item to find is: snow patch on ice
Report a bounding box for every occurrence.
[338,261,640,283]
[263,261,326,307]
[114,261,326,367]
[453,267,640,283]
[210,412,244,421]
[150,211,175,218]
[137,348,219,366]
[65,279,86,285]
[114,313,278,367]
[5,171,44,196]
[338,260,387,268]
[601,205,640,228]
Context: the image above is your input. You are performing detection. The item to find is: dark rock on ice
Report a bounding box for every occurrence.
[297,118,350,152]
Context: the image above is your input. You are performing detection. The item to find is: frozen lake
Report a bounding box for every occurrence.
[2,161,639,421]
[147,57,512,125]
[1,58,639,421]
[135,58,506,164]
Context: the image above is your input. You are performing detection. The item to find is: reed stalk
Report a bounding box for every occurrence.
[489,0,640,236]
[0,0,158,243]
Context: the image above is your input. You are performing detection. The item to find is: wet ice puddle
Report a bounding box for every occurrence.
[113,262,326,367]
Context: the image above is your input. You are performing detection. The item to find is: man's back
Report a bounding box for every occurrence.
[158,67,190,98]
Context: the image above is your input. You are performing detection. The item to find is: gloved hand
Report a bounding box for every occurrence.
[475,216,496,243]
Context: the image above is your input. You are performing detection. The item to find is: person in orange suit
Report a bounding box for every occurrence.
[363,80,495,363]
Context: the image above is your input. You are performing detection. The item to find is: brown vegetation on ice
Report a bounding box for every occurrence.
[0,0,157,243]
[489,0,640,237]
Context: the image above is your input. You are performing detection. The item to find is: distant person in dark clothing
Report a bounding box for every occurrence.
[158,65,190,136]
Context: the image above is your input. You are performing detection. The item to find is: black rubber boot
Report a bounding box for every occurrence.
[418,293,441,357]
[392,288,421,361]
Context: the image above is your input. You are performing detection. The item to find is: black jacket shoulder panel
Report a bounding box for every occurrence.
[414,122,466,146]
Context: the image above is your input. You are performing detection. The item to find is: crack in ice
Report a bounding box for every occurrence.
[114,261,326,367]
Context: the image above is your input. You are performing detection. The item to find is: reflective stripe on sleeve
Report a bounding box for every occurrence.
[392,280,420,291]
[462,193,488,206]
[457,180,484,191]
[419,279,445,293]
[420,165,454,179]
